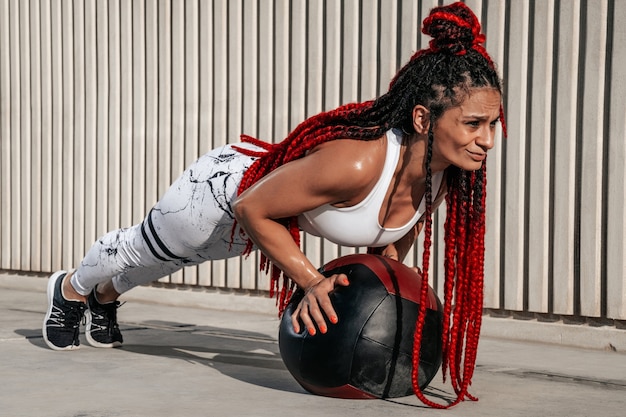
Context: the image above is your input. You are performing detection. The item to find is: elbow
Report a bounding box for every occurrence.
[232,195,247,224]
[232,194,260,228]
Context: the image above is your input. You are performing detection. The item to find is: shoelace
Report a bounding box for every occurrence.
[52,304,85,329]
[94,301,124,334]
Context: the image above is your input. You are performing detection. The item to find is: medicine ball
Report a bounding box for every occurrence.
[278,253,443,399]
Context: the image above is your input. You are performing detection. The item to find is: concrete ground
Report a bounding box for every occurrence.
[1,274,625,417]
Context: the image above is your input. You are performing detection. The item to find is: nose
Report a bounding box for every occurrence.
[476,126,495,151]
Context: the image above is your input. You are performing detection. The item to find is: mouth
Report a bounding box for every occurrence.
[466,150,487,162]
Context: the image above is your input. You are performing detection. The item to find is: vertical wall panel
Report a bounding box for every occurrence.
[502,0,529,311]
[551,0,579,316]
[239,0,258,290]
[119,0,133,230]
[61,0,75,270]
[483,0,506,310]
[1,0,625,322]
[29,0,42,271]
[249,0,273,292]
[49,1,63,271]
[208,0,228,288]
[321,1,342,265]
[181,0,199,286]
[145,0,159,215]
[39,0,52,271]
[131,0,147,226]
[418,0,438,49]
[72,0,86,267]
[336,0,360,260]
[302,0,324,271]
[578,1,608,317]
[606,0,626,320]
[397,0,419,68]
[224,0,243,289]
[20,2,41,269]
[0,0,10,270]
[106,0,121,243]
[359,0,378,100]
[155,0,172,284]
[94,0,109,242]
[83,0,98,256]
[379,2,398,110]
[167,0,184,285]
[527,0,555,314]
[340,0,359,106]
[196,0,213,287]
[9,0,22,270]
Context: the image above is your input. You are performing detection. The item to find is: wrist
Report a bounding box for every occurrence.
[302,276,325,292]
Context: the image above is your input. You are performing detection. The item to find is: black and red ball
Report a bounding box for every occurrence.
[278,254,443,399]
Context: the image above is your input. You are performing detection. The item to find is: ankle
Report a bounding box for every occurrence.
[61,273,87,303]
[94,284,121,305]
[94,291,119,305]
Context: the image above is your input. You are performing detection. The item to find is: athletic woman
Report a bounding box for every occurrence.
[43,2,505,408]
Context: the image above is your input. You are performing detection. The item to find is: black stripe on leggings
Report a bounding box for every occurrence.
[146,209,187,261]
[140,220,170,262]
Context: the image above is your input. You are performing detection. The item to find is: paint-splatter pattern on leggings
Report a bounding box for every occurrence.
[70,143,262,295]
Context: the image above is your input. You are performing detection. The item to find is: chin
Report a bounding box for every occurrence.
[453,161,484,172]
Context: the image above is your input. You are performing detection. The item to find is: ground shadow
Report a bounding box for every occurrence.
[17,321,303,394]
[18,320,455,405]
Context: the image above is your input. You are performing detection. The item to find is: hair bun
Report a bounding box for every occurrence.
[422,2,484,55]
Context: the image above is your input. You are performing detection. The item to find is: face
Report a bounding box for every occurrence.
[430,88,502,172]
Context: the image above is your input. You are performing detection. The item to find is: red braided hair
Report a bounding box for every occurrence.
[408,2,504,408]
[232,2,505,408]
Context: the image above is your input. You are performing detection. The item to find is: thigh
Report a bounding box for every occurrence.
[149,143,261,259]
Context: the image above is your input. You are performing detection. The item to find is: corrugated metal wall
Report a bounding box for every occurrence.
[1,0,624,322]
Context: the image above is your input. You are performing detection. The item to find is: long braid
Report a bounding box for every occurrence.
[232,1,505,407]
[441,169,458,383]
[461,165,487,399]
[407,2,504,408]
[448,170,471,396]
[409,126,440,408]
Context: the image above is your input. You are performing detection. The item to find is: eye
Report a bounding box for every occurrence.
[466,120,480,127]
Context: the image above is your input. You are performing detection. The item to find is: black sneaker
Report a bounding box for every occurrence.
[42,271,87,351]
[85,290,123,348]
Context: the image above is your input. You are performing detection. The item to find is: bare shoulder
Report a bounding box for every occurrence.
[307,137,387,183]
[236,136,389,217]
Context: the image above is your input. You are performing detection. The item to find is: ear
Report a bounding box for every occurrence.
[412,105,431,134]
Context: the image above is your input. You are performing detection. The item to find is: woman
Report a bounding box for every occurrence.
[43,2,504,408]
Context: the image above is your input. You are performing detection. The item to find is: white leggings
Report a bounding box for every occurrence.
[70,143,261,296]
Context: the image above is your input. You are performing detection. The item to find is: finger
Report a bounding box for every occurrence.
[305,296,329,334]
[411,266,423,276]
[316,293,339,326]
[381,249,399,260]
[298,302,318,336]
[335,273,349,287]
[326,273,349,288]
[291,308,301,334]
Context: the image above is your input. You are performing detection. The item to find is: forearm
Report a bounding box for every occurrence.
[234,210,323,290]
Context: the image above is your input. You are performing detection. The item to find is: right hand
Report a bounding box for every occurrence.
[291,273,349,336]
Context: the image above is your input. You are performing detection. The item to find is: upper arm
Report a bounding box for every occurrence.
[234,139,380,221]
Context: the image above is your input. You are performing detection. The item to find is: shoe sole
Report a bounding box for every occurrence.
[42,271,80,351]
[85,309,123,348]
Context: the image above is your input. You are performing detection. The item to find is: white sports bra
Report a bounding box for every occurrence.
[298,129,444,247]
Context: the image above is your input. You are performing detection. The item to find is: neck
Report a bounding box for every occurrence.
[402,132,450,180]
